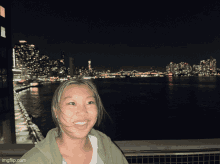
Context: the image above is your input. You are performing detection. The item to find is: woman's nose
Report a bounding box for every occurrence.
[76,105,88,115]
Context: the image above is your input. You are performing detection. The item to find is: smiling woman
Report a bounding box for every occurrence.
[51,77,113,138]
[16,76,129,164]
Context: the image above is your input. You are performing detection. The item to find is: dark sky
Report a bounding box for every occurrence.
[10,0,220,72]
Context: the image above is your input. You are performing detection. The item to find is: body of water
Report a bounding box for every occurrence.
[17,76,220,141]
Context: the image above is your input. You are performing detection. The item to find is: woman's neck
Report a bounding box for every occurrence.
[56,135,92,153]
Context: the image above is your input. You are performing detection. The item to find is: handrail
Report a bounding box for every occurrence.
[114,138,220,150]
[14,84,31,92]
[13,90,45,144]
[114,139,220,157]
[114,139,220,163]
[121,148,220,156]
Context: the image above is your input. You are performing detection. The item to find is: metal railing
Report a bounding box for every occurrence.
[114,139,220,164]
[13,84,31,92]
[122,149,220,164]
[14,90,45,144]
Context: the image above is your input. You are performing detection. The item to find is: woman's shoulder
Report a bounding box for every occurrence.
[16,146,49,164]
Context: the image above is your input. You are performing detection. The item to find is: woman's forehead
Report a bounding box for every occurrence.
[62,84,94,97]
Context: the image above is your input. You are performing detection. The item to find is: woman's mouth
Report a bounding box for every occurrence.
[75,122,87,125]
[73,121,89,130]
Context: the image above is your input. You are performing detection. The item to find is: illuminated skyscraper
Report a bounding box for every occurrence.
[88,59,91,71]
[14,40,40,79]
[12,47,15,68]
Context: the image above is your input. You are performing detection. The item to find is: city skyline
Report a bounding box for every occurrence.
[13,39,217,74]
[11,0,220,72]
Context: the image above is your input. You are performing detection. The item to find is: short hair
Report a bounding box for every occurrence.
[51,76,113,138]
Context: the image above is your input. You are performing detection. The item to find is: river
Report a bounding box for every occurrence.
[16,76,220,141]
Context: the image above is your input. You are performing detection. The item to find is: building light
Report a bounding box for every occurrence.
[19,40,27,43]
[1,26,6,38]
[0,6,5,18]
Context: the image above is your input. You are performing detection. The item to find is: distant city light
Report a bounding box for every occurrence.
[19,40,27,43]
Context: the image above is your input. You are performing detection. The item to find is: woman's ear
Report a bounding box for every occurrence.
[53,108,58,118]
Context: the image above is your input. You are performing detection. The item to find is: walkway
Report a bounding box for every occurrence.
[14,91,33,144]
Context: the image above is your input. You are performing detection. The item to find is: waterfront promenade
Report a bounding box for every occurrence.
[13,88,44,144]
[14,90,33,144]
[0,83,45,145]
[0,85,32,144]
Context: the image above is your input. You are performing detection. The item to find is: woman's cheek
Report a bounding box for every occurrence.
[60,111,73,123]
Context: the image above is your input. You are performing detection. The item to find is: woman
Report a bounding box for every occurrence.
[17,77,128,164]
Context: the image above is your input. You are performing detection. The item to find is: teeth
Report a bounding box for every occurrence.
[75,122,86,125]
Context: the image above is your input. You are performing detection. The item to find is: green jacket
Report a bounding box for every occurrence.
[16,127,129,164]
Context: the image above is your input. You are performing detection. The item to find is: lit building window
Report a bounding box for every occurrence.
[1,26,6,38]
[0,6,5,18]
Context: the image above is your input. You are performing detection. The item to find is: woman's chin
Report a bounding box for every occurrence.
[65,126,91,138]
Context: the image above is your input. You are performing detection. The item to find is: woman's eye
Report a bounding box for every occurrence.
[68,102,75,105]
[88,101,95,104]
[67,101,95,105]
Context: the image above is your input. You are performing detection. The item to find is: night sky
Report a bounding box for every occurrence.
[10,1,220,72]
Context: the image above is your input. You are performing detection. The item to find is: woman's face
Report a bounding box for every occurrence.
[57,84,98,139]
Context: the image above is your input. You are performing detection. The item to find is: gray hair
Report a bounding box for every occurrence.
[51,76,113,138]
